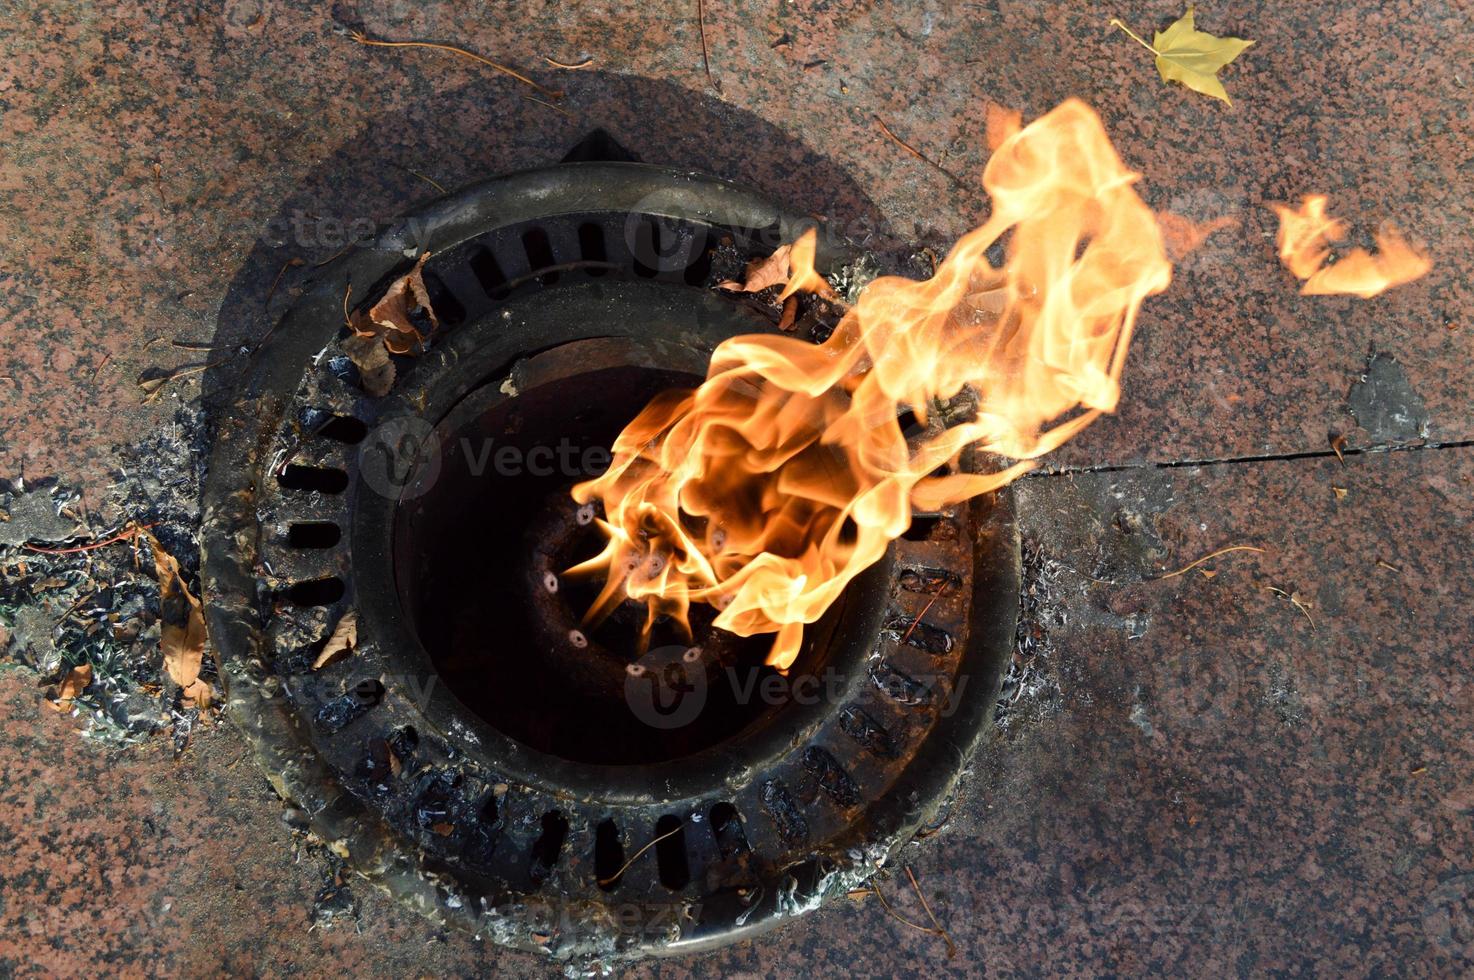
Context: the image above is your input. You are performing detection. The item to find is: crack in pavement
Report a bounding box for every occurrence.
[1024,438,1474,479]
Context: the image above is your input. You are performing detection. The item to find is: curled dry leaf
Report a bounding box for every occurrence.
[312,611,359,670]
[351,252,438,353]
[141,529,212,709]
[343,253,439,395]
[718,228,838,301]
[1271,195,1432,298]
[48,663,93,712]
[342,334,395,397]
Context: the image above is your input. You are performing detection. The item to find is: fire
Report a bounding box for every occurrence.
[1272,194,1431,298]
[568,100,1172,670]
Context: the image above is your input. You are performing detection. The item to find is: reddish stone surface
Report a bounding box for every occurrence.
[2,0,1472,975]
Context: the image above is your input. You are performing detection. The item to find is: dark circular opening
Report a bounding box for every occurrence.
[392,341,858,767]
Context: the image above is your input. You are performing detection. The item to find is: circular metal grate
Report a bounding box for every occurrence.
[201,160,1020,961]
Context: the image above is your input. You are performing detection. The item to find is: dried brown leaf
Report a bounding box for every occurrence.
[341,334,395,397]
[720,244,796,294]
[312,612,359,670]
[718,229,837,300]
[141,529,212,709]
[48,663,93,711]
[777,295,799,332]
[351,252,438,354]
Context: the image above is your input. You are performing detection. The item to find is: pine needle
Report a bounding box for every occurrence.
[872,116,967,188]
[349,31,561,100]
[1154,544,1265,580]
[597,825,683,886]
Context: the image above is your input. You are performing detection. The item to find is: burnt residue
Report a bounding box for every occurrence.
[839,706,899,758]
[897,566,962,594]
[761,779,810,844]
[881,612,954,654]
[996,537,1067,731]
[1348,351,1430,445]
[0,408,213,746]
[801,747,861,808]
[869,660,933,706]
[314,678,384,734]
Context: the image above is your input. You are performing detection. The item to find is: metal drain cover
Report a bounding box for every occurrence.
[201,157,1019,961]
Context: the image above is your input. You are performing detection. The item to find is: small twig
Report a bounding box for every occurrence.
[499,260,620,291]
[900,582,948,645]
[348,31,561,100]
[543,55,593,70]
[402,167,447,194]
[265,256,305,307]
[869,879,941,939]
[905,867,957,958]
[342,281,354,329]
[150,162,167,210]
[697,0,719,90]
[522,95,573,119]
[1153,545,1265,581]
[1376,559,1403,573]
[1109,18,1160,57]
[597,825,683,886]
[21,521,159,556]
[171,340,223,352]
[1266,587,1316,628]
[312,243,354,269]
[90,352,114,385]
[872,116,967,188]
[139,358,229,403]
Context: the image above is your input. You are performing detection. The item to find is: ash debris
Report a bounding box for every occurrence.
[0,406,213,747]
[994,537,1068,733]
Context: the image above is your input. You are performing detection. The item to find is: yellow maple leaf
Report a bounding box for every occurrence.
[1111,8,1254,105]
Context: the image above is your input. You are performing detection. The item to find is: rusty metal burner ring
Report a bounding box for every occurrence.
[201,160,1019,962]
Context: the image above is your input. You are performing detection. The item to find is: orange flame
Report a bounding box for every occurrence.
[568,99,1173,670]
[1271,194,1432,298]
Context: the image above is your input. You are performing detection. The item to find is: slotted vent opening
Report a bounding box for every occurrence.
[479,791,500,827]
[521,226,561,285]
[287,521,341,549]
[902,514,951,542]
[277,464,348,493]
[469,245,511,299]
[529,810,569,885]
[708,802,751,859]
[594,819,626,891]
[314,414,369,445]
[654,815,690,891]
[285,577,345,607]
[682,227,714,285]
[578,221,610,276]
[630,217,661,279]
[419,267,467,326]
